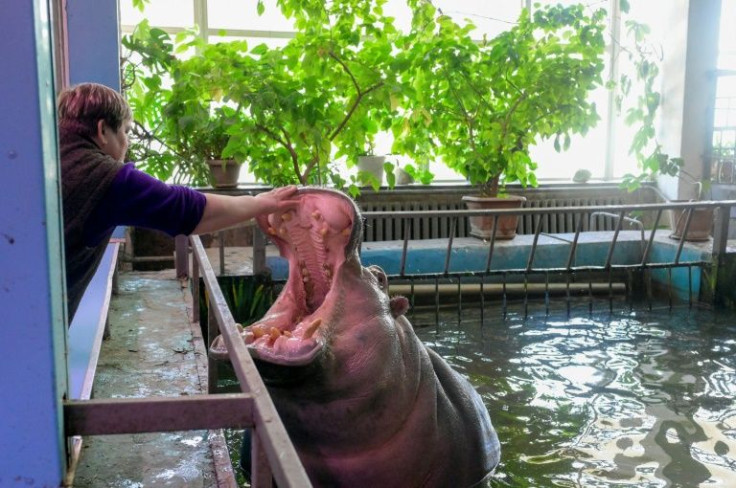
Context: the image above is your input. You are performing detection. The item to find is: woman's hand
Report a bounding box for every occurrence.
[253,185,300,214]
[192,185,300,235]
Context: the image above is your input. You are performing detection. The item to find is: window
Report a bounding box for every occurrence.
[712,0,736,183]
[118,1,707,185]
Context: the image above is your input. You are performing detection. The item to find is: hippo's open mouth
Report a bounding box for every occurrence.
[211,189,359,366]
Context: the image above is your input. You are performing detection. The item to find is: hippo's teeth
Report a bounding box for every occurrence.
[267,227,277,236]
[252,324,267,339]
[312,211,321,220]
[269,327,281,343]
[281,212,293,222]
[342,227,351,236]
[302,318,322,339]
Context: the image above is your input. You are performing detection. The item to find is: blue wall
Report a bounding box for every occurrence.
[0,1,67,485]
[0,0,122,484]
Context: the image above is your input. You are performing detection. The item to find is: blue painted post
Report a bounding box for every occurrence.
[0,1,68,486]
[65,0,125,243]
[65,0,121,90]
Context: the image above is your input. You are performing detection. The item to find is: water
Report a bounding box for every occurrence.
[412,305,736,487]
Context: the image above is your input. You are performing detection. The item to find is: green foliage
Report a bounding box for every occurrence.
[198,276,275,328]
[391,4,607,196]
[123,22,249,186]
[614,8,690,192]
[123,1,608,194]
[123,1,404,190]
[131,0,148,12]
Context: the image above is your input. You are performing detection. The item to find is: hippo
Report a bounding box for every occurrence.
[211,187,500,487]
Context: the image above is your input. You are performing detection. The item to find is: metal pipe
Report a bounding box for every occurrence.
[65,394,253,436]
[363,199,736,220]
[601,209,625,270]
[443,217,458,274]
[400,218,410,276]
[673,208,694,263]
[565,214,584,271]
[641,209,663,266]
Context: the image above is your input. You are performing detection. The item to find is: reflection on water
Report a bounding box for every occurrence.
[413,306,736,487]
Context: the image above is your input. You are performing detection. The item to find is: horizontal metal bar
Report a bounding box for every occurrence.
[349,261,712,282]
[362,200,736,219]
[65,393,253,436]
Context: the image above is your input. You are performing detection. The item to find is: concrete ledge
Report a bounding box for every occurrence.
[265,231,714,301]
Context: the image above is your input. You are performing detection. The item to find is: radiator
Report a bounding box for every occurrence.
[360,195,629,242]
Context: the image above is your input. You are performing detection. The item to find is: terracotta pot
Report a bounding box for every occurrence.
[462,195,527,240]
[207,159,241,189]
[668,202,713,241]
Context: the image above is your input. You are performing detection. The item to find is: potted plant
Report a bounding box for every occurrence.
[123,22,258,188]
[392,3,608,238]
[219,1,403,195]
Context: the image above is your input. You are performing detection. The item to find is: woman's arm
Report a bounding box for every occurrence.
[192,186,298,235]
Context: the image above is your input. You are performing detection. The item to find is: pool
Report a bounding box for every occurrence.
[412,303,736,487]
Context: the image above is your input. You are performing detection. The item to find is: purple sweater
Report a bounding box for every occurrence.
[85,163,207,246]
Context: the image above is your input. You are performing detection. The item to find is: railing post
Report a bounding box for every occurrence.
[251,430,274,488]
[175,234,189,279]
[712,205,730,261]
[208,302,220,394]
[192,238,200,323]
[218,231,226,276]
[712,205,732,306]
[253,227,267,275]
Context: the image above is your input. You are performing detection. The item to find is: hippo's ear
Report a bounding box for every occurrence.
[389,295,410,318]
[366,265,388,290]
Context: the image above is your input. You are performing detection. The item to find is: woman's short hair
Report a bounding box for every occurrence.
[57,83,132,138]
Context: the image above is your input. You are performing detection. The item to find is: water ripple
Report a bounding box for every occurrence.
[415,306,736,487]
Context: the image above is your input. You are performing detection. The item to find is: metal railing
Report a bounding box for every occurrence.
[361,200,733,275]
[355,200,734,316]
[189,235,311,487]
[225,200,734,315]
[64,236,312,488]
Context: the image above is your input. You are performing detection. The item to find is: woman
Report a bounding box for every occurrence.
[58,82,296,322]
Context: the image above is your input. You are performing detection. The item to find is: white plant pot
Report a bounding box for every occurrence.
[357,155,385,185]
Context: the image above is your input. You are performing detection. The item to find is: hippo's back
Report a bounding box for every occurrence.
[427,347,500,486]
